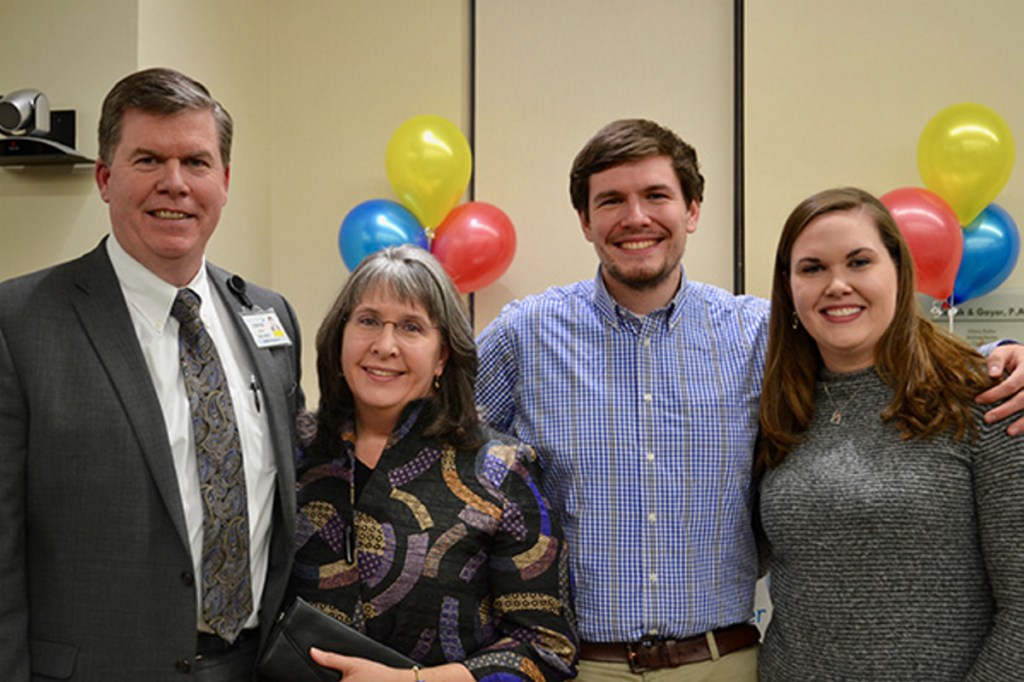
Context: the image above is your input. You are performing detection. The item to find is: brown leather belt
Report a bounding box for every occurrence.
[579,623,760,672]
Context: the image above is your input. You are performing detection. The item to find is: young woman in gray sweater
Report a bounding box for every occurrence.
[757,187,1024,681]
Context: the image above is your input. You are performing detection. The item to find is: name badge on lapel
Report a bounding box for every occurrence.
[241,310,293,348]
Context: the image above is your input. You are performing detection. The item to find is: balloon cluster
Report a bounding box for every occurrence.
[337,115,516,293]
[881,103,1017,310]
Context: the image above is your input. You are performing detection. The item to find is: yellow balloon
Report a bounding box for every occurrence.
[385,115,473,229]
[917,103,1015,225]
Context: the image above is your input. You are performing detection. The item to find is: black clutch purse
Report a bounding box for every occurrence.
[257,597,417,682]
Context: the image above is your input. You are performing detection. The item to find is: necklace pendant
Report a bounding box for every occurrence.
[830,410,842,425]
[343,524,355,565]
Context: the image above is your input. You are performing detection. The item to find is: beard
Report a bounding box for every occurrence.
[603,260,679,291]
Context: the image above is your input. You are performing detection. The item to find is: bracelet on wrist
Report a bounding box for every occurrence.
[411,664,425,682]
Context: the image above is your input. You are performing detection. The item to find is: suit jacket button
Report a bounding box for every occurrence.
[181,571,195,586]
[175,658,191,673]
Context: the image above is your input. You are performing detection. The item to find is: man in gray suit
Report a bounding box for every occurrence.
[0,68,304,681]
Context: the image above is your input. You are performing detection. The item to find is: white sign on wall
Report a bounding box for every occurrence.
[919,289,1024,347]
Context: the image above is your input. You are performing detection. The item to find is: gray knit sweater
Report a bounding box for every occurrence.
[758,367,1024,681]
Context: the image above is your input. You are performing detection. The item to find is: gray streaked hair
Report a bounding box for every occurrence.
[314,245,481,451]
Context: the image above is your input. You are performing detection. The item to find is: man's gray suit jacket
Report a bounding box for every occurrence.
[0,240,304,681]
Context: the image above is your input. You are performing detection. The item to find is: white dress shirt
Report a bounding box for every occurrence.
[106,236,275,633]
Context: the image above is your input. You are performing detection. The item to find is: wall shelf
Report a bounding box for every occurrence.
[0,110,92,168]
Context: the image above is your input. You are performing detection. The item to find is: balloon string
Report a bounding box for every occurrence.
[931,297,957,333]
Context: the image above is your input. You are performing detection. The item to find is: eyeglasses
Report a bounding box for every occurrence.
[345,313,437,344]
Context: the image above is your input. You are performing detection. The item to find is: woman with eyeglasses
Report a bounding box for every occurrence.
[286,245,577,682]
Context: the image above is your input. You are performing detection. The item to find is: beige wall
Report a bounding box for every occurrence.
[137,0,275,281]
[5,1,1024,403]
[266,0,469,407]
[0,0,468,406]
[745,0,1024,299]
[0,0,136,277]
[473,0,735,329]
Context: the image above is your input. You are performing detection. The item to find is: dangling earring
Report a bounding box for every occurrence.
[791,311,800,330]
[433,374,441,391]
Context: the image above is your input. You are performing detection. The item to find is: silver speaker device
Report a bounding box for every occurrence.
[0,88,51,136]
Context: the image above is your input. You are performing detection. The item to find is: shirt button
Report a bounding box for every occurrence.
[648,513,657,523]
[646,451,655,462]
[643,338,651,348]
[650,573,658,583]
[643,393,652,402]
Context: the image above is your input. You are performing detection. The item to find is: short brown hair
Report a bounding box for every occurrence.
[98,67,232,166]
[569,118,704,219]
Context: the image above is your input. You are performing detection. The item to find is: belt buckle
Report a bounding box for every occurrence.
[626,636,659,674]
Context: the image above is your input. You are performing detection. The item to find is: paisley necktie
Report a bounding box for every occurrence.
[171,288,253,643]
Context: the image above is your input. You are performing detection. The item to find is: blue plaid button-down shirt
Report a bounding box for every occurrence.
[476,269,769,642]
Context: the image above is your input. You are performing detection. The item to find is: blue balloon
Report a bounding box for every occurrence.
[951,203,1020,305]
[338,199,428,271]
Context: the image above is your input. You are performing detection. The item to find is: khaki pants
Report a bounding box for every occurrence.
[576,643,758,682]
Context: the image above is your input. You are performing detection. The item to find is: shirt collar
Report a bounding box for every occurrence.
[591,265,690,331]
[106,235,211,333]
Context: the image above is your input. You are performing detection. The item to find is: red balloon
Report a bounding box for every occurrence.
[431,201,516,293]
[880,187,962,300]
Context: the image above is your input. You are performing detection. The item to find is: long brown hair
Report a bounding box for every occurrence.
[758,187,991,471]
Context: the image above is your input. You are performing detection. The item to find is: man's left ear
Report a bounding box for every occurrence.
[578,210,595,243]
[685,200,701,234]
[94,159,111,203]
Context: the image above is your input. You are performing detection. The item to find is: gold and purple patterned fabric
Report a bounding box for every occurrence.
[289,401,577,681]
[172,288,252,643]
